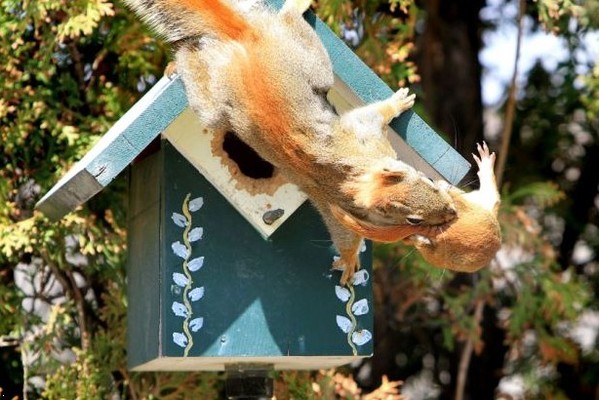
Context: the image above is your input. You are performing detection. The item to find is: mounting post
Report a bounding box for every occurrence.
[225,364,274,400]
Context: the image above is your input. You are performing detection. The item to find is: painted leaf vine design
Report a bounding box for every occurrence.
[171,193,206,356]
[334,244,372,355]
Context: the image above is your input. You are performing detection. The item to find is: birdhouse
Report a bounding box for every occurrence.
[36,4,470,372]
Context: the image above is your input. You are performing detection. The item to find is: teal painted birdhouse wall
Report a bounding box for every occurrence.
[128,140,374,370]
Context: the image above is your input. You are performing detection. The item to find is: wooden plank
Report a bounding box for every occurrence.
[127,151,163,368]
[35,77,187,220]
[132,356,364,371]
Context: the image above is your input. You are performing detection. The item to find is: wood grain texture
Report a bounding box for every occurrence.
[127,151,162,368]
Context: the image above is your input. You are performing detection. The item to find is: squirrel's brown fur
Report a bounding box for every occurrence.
[332,142,501,272]
[122,0,458,283]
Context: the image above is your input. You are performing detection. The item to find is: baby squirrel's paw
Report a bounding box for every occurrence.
[391,88,416,114]
[472,141,496,171]
[405,234,433,247]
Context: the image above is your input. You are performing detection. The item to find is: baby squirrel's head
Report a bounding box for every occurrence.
[336,159,457,242]
[408,185,501,272]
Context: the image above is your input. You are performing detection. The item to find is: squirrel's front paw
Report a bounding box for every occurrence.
[405,234,433,247]
[391,88,416,113]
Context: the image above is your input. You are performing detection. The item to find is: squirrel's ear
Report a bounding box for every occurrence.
[380,169,406,185]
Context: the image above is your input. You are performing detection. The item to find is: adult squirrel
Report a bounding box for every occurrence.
[332,142,501,272]
[122,0,457,284]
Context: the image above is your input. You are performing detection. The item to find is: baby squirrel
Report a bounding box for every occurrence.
[333,143,501,272]
[405,142,501,271]
[122,0,457,284]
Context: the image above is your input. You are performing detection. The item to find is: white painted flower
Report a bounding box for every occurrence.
[188,287,205,302]
[171,241,188,259]
[188,227,204,242]
[188,197,204,212]
[352,299,369,316]
[172,272,189,287]
[173,332,187,348]
[172,301,187,318]
[335,285,351,303]
[336,315,352,334]
[171,212,187,228]
[352,270,369,286]
[189,317,204,332]
[360,240,367,253]
[351,329,372,346]
[188,256,205,272]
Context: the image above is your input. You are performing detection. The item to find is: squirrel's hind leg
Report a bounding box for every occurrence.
[318,209,363,285]
[175,42,231,130]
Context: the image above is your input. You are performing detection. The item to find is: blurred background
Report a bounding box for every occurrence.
[0,0,598,398]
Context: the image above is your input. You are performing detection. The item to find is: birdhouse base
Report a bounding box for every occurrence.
[131,356,363,371]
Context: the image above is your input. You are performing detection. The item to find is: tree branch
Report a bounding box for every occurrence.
[454,298,485,400]
[495,0,526,187]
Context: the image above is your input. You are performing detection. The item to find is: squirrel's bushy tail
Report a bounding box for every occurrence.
[123,0,253,42]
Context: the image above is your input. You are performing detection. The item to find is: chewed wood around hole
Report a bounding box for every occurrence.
[162,108,308,238]
[209,130,288,197]
[222,131,274,179]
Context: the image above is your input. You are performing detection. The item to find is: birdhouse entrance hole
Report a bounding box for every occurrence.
[163,108,308,238]
[222,131,274,180]
[210,130,286,197]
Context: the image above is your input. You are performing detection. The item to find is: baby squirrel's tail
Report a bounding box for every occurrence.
[122,0,254,43]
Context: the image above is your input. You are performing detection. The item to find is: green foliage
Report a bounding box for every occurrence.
[534,0,589,33]
[43,349,113,400]
[316,0,420,88]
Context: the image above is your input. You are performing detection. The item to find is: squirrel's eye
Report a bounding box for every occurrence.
[406,217,423,226]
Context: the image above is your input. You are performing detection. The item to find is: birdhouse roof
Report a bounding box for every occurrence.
[36,7,470,221]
